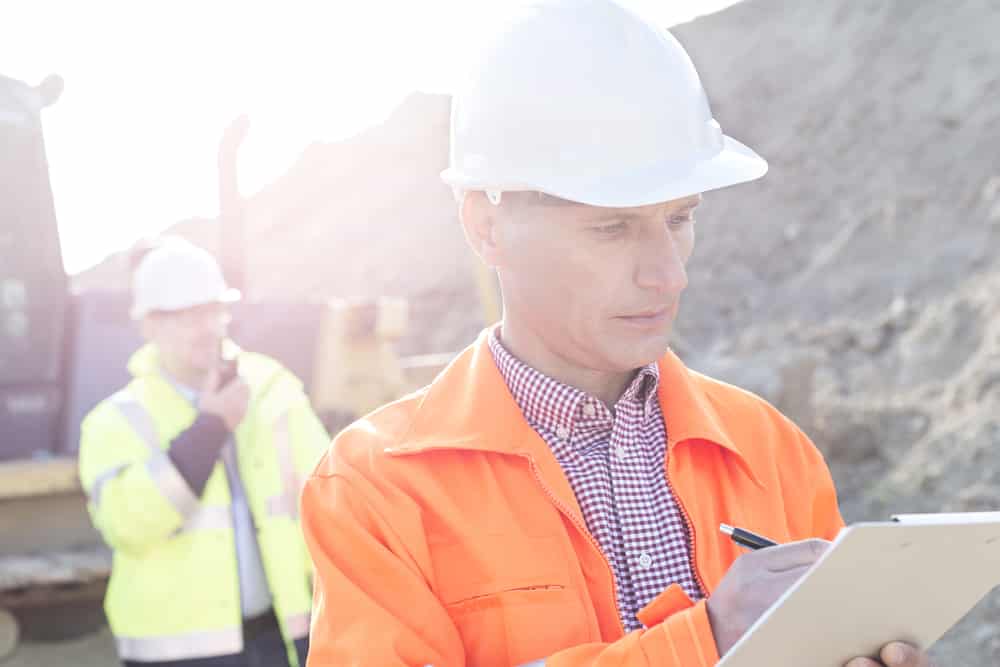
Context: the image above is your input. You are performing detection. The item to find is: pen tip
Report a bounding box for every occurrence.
[720,523,734,535]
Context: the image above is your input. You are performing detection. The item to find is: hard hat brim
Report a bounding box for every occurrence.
[130,288,242,320]
[443,135,768,209]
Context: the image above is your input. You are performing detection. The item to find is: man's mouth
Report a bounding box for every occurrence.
[616,304,675,327]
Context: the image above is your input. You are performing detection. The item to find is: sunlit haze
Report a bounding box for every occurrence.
[4,0,742,274]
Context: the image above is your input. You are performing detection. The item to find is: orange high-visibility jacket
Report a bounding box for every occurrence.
[301,330,844,666]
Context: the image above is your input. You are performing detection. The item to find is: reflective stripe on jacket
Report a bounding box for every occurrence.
[302,329,844,666]
[78,343,329,666]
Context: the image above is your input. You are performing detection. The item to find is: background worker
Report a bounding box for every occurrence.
[79,237,329,667]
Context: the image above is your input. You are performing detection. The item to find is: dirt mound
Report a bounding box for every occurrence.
[672,2,1000,661]
[73,0,1000,661]
[676,0,1000,666]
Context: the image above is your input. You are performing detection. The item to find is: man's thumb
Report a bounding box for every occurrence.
[881,643,919,666]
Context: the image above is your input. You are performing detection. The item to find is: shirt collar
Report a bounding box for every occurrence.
[627,363,661,422]
[487,328,661,437]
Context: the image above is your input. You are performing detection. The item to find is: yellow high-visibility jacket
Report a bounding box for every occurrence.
[78,342,329,666]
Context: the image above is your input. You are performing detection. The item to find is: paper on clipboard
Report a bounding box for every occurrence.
[717,512,1000,666]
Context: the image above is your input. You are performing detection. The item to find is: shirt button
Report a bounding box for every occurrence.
[555,425,570,440]
[638,553,653,569]
[614,445,627,461]
[582,403,596,417]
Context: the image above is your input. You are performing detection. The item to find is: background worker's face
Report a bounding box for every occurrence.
[142,303,231,383]
[466,191,699,373]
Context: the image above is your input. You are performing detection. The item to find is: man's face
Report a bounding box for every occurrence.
[483,192,700,373]
[143,303,230,381]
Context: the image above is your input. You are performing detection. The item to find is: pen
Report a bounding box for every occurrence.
[720,523,779,550]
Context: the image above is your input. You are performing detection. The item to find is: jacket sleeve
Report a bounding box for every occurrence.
[302,469,721,667]
[803,431,846,540]
[166,412,230,495]
[541,601,719,667]
[772,414,846,542]
[302,471,465,667]
[78,401,201,555]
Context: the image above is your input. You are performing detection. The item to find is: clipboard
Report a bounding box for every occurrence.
[717,512,1000,666]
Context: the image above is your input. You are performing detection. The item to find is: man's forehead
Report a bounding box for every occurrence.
[151,302,227,319]
[512,191,702,215]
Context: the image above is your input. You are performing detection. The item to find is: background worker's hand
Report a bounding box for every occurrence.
[706,539,829,656]
[846,642,935,667]
[198,366,250,431]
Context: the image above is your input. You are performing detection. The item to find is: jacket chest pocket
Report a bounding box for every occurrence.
[431,534,590,667]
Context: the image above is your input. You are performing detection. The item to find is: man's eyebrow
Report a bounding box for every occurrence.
[584,197,703,221]
[585,209,646,221]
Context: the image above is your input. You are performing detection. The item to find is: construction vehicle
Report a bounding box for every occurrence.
[0,73,485,661]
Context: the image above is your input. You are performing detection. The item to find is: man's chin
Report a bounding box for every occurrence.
[608,336,672,371]
[617,319,673,347]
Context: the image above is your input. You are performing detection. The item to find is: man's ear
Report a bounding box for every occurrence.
[459,191,503,268]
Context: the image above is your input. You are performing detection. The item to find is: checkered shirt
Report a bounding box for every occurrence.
[488,330,703,632]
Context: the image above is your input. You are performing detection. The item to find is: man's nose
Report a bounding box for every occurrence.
[634,224,689,294]
[194,314,228,337]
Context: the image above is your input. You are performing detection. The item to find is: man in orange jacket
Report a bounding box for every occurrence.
[300,2,934,666]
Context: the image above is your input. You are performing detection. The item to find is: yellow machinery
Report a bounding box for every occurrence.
[307,294,497,431]
[310,297,411,431]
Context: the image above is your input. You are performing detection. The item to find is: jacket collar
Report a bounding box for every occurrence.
[399,329,762,488]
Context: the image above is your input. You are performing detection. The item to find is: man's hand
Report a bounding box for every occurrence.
[198,366,250,431]
[706,539,829,656]
[846,642,935,667]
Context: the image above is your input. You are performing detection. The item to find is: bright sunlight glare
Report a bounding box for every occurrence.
[2,0,742,274]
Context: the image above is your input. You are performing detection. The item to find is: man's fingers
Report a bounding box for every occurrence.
[755,539,829,572]
[845,643,931,667]
[880,642,930,666]
[845,658,881,667]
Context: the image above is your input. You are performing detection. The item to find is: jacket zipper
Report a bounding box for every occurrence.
[664,437,708,599]
[521,453,627,638]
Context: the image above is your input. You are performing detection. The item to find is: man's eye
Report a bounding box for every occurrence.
[592,222,628,236]
[668,212,695,228]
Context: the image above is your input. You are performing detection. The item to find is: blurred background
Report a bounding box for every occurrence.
[2,0,999,664]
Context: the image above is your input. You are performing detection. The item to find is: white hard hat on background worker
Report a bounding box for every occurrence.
[441,0,768,206]
[130,238,241,320]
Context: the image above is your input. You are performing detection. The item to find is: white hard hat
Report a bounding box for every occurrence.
[441,0,768,207]
[130,238,241,320]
